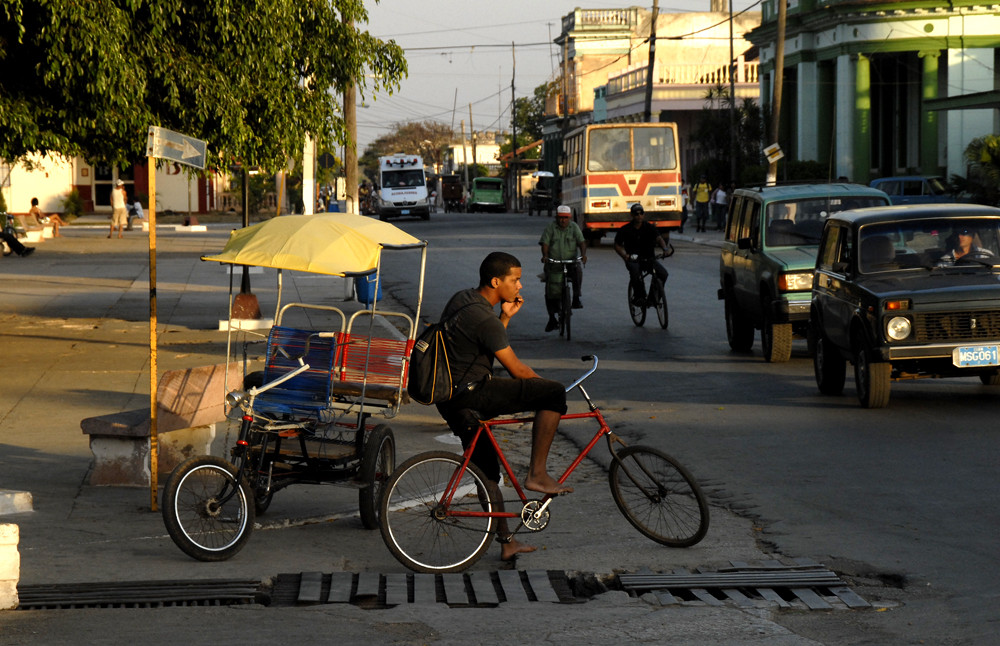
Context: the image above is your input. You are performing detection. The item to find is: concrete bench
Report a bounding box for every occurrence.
[80,363,243,486]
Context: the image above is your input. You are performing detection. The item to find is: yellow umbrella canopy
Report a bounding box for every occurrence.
[201,214,425,276]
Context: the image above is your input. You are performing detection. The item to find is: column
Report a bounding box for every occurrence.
[853,54,872,184]
[834,54,855,180]
[797,61,819,164]
[918,50,940,176]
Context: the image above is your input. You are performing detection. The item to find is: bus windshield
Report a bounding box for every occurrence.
[587,126,677,172]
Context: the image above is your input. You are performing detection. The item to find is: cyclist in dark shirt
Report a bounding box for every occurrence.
[613,204,670,304]
[436,251,572,560]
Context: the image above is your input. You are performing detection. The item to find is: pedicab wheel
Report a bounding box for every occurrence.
[162,455,255,562]
[628,282,646,327]
[608,446,709,548]
[379,451,496,573]
[253,486,274,514]
[358,424,395,530]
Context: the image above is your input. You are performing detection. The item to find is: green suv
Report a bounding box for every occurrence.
[718,183,890,362]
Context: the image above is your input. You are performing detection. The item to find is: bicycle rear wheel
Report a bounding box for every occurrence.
[379,451,497,573]
[628,281,646,327]
[162,455,255,561]
[652,279,668,329]
[608,446,709,547]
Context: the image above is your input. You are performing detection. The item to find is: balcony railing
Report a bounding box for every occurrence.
[562,8,639,34]
[607,57,759,96]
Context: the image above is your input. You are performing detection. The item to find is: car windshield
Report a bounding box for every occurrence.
[765,196,888,247]
[383,169,424,188]
[859,218,1000,273]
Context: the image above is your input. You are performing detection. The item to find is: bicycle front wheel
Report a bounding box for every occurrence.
[608,446,709,547]
[162,455,255,561]
[379,451,497,573]
[652,279,668,329]
[560,278,572,340]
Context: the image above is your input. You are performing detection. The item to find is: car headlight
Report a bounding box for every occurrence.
[779,271,814,292]
[886,316,911,341]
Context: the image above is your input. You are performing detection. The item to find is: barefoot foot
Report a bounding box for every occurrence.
[500,538,536,562]
[524,474,573,495]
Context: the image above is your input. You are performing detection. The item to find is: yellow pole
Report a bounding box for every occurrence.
[148,159,159,511]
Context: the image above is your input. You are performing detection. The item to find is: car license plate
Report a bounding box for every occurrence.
[401,209,410,215]
[953,345,1000,367]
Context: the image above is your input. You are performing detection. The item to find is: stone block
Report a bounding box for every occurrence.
[0,524,19,610]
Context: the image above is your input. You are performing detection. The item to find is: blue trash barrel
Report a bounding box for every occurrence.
[354,274,382,305]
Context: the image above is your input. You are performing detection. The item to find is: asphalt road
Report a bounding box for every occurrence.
[380,210,999,645]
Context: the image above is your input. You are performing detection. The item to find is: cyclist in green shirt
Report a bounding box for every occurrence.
[539,205,587,331]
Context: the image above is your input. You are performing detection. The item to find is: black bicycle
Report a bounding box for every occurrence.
[545,257,581,340]
[627,249,671,329]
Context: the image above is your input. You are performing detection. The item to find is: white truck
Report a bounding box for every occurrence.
[376,154,430,220]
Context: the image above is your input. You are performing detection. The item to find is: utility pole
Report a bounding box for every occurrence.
[766,0,787,185]
[343,13,357,214]
[728,0,737,186]
[511,42,518,212]
[643,0,659,123]
[460,119,469,192]
[469,103,476,172]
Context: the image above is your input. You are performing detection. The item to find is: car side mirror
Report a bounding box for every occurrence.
[737,237,753,250]
[832,261,850,274]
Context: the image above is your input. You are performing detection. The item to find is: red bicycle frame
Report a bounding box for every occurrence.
[440,407,616,520]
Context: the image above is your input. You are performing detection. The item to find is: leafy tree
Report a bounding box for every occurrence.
[513,81,556,143]
[692,84,765,186]
[955,135,1000,206]
[0,1,406,173]
[360,120,453,179]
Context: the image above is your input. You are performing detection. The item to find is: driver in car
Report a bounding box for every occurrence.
[941,226,995,263]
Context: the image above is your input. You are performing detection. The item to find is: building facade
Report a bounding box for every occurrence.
[748,0,1000,182]
[1,154,222,216]
[543,5,762,176]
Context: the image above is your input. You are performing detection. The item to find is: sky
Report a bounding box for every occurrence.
[355,0,762,153]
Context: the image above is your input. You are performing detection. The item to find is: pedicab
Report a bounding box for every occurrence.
[161,213,427,561]
[527,171,556,217]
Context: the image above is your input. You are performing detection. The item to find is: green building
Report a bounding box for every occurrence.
[748,0,1000,182]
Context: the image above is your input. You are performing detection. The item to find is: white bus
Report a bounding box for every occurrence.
[561,123,683,241]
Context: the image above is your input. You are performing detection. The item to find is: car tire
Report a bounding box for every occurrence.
[854,341,891,408]
[813,327,846,395]
[724,291,754,352]
[979,372,1000,386]
[761,301,792,363]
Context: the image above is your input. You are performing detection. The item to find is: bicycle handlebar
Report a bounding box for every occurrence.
[564,355,599,393]
[545,257,582,264]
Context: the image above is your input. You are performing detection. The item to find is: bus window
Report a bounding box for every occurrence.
[588,128,630,172]
[634,127,677,170]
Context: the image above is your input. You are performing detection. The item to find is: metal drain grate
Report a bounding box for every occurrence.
[17,579,262,610]
[269,569,580,608]
[619,559,871,610]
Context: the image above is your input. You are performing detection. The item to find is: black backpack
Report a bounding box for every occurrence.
[407,303,474,405]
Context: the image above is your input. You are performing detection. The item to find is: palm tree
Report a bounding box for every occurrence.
[957,135,1000,206]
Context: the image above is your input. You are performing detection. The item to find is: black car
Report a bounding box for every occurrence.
[810,204,1000,408]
